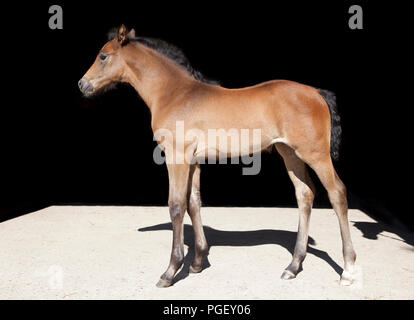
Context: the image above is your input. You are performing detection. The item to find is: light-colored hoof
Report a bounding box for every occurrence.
[189,264,202,274]
[339,271,353,286]
[156,278,172,288]
[281,269,296,280]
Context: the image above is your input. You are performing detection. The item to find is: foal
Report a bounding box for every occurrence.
[79,25,356,287]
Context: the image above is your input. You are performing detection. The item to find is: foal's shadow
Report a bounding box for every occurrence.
[138,223,343,285]
[352,221,414,248]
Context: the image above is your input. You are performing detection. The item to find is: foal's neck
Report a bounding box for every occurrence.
[121,42,197,114]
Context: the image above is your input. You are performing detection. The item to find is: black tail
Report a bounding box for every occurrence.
[317,89,342,161]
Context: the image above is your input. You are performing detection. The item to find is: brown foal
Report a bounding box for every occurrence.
[79,25,356,287]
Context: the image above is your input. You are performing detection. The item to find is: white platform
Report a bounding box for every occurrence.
[0,206,413,299]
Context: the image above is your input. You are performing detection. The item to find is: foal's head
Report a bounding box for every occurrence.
[78,25,135,96]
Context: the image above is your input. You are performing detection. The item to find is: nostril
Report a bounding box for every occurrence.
[78,78,93,94]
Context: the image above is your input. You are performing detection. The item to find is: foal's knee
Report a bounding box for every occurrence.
[168,201,186,220]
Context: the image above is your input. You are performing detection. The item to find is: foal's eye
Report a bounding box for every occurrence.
[99,54,108,61]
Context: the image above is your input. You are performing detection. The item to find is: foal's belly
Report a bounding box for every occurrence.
[191,129,284,160]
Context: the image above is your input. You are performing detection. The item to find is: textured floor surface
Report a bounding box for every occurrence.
[0,206,413,299]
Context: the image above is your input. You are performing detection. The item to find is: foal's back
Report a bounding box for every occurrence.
[172,79,331,152]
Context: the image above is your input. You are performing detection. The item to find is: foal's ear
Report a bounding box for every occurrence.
[117,24,129,45]
[127,28,136,39]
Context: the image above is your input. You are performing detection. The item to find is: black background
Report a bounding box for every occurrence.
[0,300,408,319]
[1,1,411,230]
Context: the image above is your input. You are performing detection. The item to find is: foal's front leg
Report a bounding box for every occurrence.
[156,163,190,288]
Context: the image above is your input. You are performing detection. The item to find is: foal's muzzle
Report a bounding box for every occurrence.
[78,77,93,95]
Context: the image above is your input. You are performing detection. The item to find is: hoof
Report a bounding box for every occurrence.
[339,271,353,286]
[156,278,172,288]
[281,269,296,280]
[189,264,202,274]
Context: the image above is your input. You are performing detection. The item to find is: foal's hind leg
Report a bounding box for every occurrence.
[276,143,315,280]
[187,164,209,273]
[156,163,190,288]
[301,152,356,285]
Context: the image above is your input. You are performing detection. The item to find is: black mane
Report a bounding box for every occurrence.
[108,29,219,85]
